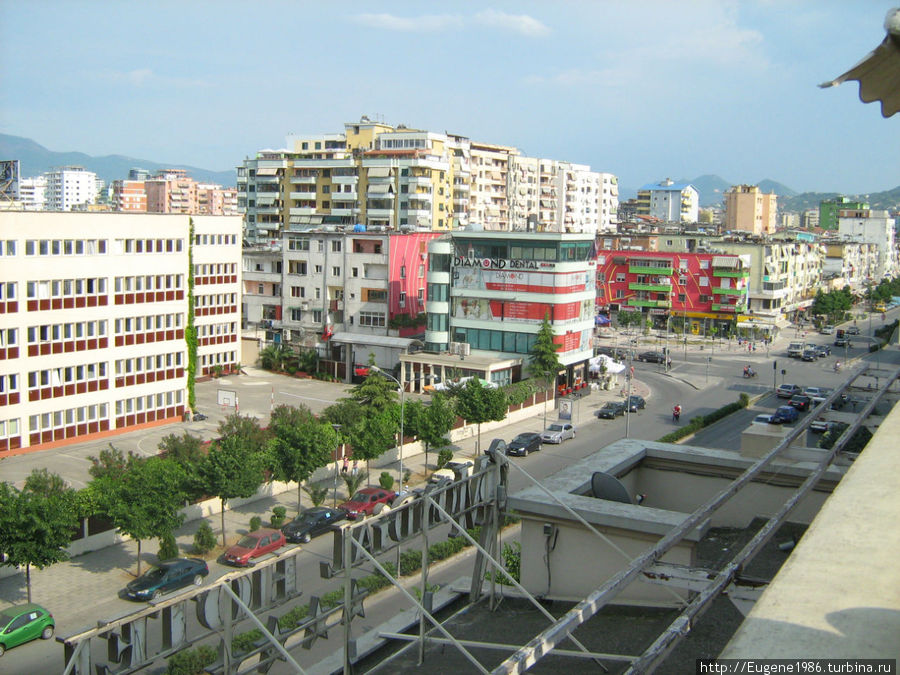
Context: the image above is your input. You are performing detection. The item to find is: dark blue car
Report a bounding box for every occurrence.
[772,405,799,424]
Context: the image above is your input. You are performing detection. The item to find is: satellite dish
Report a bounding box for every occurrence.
[590,472,633,504]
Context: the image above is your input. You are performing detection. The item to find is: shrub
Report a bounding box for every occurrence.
[399,549,423,576]
[403,469,412,485]
[320,589,344,609]
[158,532,179,561]
[437,448,453,469]
[277,604,310,631]
[378,471,395,490]
[249,516,262,532]
[193,521,217,555]
[486,541,522,585]
[270,506,287,528]
[232,629,263,655]
[166,644,216,675]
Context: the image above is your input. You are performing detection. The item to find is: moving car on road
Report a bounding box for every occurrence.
[637,351,667,363]
[776,383,802,398]
[625,395,647,412]
[125,558,209,601]
[847,325,861,335]
[281,507,346,543]
[801,348,818,362]
[0,603,54,657]
[223,528,286,566]
[595,401,627,419]
[820,325,834,334]
[506,432,542,456]
[814,345,831,358]
[540,423,576,444]
[338,487,397,520]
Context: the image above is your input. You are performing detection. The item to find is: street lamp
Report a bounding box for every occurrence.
[371,366,405,489]
[332,423,342,507]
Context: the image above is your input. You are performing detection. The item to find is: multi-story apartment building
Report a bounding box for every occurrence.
[819,196,868,230]
[822,241,879,290]
[110,179,148,212]
[239,117,618,241]
[197,183,238,216]
[146,169,198,214]
[0,211,241,455]
[44,166,98,211]
[724,185,777,235]
[837,208,898,281]
[595,249,750,336]
[636,179,699,223]
[17,176,47,211]
[409,231,596,391]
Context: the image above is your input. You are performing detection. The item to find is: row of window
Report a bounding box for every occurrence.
[114,238,184,254]
[115,389,184,416]
[451,328,538,355]
[197,322,236,337]
[427,283,450,302]
[358,311,386,327]
[199,351,236,367]
[27,278,107,299]
[193,263,237,276]
[193,233,238,246]
[196,293,238,307]
[28,362,106,389]
[24,239,107,256]
[114,313,183,334]
[0,418,20,439]
[114,275,184,292]
[28,320,107,343]
[115,352,183,375]
[30,403,109,433]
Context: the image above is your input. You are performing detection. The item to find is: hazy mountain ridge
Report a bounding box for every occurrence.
[0,134,236,186]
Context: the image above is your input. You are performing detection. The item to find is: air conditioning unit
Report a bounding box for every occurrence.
[448,341,460,355]
[283,329,291,341]
[459,342,471,356]
[301,301,310,310]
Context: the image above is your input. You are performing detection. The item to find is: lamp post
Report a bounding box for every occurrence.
[371,366,405,489]
[332,423,342,507]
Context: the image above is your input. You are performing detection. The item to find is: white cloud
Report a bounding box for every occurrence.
[352,13,463,32]
[474,9,550,37]
[99,68,210,89]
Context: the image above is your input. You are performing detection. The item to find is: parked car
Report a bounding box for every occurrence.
[0,603,54,657]
[506,432,542,456]
[751,414,777,425]
[810,417,839,433]
[788,395,812,411]
[776,383,802,398]
[595,401,627,419]
[223,528,286,566]
[281,507,346,544]
[814,345,832,357]
[772,405,799,423]
[830,393,850,410]
[820,325,835,335]
[338,487,397,520]
[125,558,209,601]
[801,348,818,362]
[540,423,576,444]
[626,395,647,412]
[802,386,831,404]
[637,351,667,363]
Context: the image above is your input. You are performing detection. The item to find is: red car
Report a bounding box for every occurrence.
[223,528,286,566]
[338,487,396,520]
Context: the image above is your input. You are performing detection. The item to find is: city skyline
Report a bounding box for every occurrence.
[1,1,898,195]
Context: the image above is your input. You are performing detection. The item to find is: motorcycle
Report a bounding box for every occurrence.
[742,369,757,378]
[834,362,841,373]
[672,407,681,423]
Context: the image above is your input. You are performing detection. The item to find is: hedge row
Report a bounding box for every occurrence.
[657,393,750,443]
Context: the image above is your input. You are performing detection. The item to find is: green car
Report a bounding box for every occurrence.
[0,603,55,657]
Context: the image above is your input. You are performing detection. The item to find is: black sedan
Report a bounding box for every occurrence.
[281,507,346,543]
[814,345,831,357]
[626,395,646,412]
[637,351,666,363]
[595,401,627,419]
[506,432,542,456]
[125,558,208,601]
[788,395,812,412]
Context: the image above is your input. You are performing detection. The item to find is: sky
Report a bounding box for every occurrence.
[1,1,898,195]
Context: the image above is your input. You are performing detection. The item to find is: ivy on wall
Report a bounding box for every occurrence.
[186,218,198,411]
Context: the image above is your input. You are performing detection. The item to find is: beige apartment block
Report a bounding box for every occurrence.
[724,185,777,235]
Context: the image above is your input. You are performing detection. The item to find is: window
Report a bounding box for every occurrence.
[257,284,264,294]
[288,261,307,275]
[679,276,688,285]
[616,273,626,283]
[359,311,386,327]
[312,309,323,323]
[400,265,406,279]
[700,260,709,269]
[331,239,340,252]
[417,288,424,303]
[678,294,686,303]
[314,265,323,274]
[398,292,407,307]
[352,267,358,277]
[331,266,340,276]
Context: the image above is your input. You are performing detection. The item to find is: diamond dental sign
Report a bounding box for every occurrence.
[453,256,542,270]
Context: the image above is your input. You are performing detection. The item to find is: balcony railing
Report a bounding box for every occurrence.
[712,303,747,313]
[712,287,747,296]
[630,298,671,308]
[713,269,750,278]
[628,283,672,293]
[629,264,673,275]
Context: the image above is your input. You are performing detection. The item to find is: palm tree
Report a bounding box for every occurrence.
[301,484,329,508]
[342,471,368,499]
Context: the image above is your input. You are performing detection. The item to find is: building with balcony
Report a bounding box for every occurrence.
[17,176,46,211]
[43,166,98,212]
[724,185,777,235]
[822,240,879,291]
[596,249,750,335]
[110,179,148,213]
[636,179,699,223]
[411,231,596,392]
[819,196,868,230]
[837,208,898,281]
[0,211,241,455]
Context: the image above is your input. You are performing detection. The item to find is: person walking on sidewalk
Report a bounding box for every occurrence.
[342,456,349,474]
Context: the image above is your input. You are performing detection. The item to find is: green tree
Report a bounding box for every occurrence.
[346,409,396,478]
[216,413,270,454]
[0,481,78,602]
[617,309,642,329]
[23,468,69,496]
[198,440,267,547]
[342,470,368,498]
[320,398,365,430]
[405,394,456,477]
[527,315,561,429]
[349,359,399,411]
[87,444,142,480]
[454,379,508,455]
[94,456,189,576]
[259,343,291,372]
[158,432,207,467]
[268,404,338,511]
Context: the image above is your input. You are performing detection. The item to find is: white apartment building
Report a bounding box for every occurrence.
[44,166,98,211]
[837,209,898,281]
[822,241,879,290]
[0,211,241,455]
[638,179,700,223]
[17,176,47,211]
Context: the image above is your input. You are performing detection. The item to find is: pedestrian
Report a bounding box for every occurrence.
[352,460,358,477]
[341,456,349,474]
[748,343,752,353]
[752,342,756,352]
[738,337,742,347]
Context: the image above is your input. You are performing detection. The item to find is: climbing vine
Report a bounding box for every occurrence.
[186,218,198,411]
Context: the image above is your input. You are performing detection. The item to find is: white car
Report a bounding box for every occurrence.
[751,414,777,425]
[802,387,831,404]
[820,325,834,335]
[540,423,576,444]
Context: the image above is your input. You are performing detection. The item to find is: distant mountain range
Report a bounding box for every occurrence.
[621,174,900,212]
[0,134,236,186]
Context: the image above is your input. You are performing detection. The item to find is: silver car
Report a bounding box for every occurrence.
[540,423,576,444]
